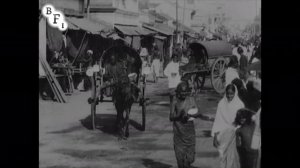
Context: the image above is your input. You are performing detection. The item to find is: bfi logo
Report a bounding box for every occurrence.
[42,4,68,31]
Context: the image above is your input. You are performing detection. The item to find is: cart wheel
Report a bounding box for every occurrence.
[211,57,227,94]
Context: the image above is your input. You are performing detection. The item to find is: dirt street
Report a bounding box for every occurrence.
[39,77,223,168]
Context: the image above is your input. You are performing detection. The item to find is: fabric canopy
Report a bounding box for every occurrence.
[135,27,156,35]
[115,25,155,36]
[143,23,175,36]
[115,25,139,36]
[66,17,113,34]
[189,40,232,58]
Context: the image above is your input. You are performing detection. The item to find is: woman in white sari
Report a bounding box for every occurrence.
[212,84,245,168]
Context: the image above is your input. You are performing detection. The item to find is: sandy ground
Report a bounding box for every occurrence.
[39,77,223,168]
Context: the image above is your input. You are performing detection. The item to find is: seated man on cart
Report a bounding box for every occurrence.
[101,53,141,103]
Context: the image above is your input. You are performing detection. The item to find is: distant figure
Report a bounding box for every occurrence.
[249,44,260,64]
[212,84,244,168]
[151,46,161,82]
[234,108,259,168]
[170,81,198,168]
[164,54,181,102]
[225,56,240,86]
[238,47,249,82]
[232,44,239,59]
[77,50,93,91]
[139,47,149,58]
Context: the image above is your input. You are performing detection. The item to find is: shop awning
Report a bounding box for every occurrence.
[154,35,166,40]
[114,25,139,36]
[66,17,113,34]
[114,25,155,36]
[143,23,175,36]
[135,27,156,35]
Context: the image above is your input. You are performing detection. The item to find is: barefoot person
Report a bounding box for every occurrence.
[234,108,259,168]
[212,84,245,168]
[170,81,198,168]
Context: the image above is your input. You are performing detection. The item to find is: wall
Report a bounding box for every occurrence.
[114,0,139,13]
[115,11,139,25]
[90,12,115,25]
[39,0,84,12]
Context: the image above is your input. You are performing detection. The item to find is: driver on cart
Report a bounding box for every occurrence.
[102,54,128,97]
[100,53,141,103]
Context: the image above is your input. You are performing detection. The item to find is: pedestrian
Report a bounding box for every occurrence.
[77,50,93,91]
[164,54,181,102]
[249,43,260,64]
[237,47,249,82]
[169,81,198,168]
[232,43,239,58]
[225,56,240,86]
[212,84,244,168]
[251,107,261,168]
[141,55,152,82]
[234,108,259,168]
[151,46,161,82]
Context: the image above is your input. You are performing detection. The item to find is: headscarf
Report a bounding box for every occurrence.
[211,85,245,136]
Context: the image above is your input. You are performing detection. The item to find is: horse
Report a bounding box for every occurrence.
[113,80,140,139]
[99,45,142,139]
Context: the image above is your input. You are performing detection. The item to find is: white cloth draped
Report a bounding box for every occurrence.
[211,86,245,136]
[164,61,181,89]
[225,67,240,86]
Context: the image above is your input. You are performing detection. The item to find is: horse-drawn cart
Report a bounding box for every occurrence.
[180,40,233,94]
[87,45,147,138]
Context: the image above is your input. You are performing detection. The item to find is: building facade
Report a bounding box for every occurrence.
[39,0,85,16]
[87,0,139,26]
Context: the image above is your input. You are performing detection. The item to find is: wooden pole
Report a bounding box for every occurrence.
[176,0,178,43]
[87,0,91,19]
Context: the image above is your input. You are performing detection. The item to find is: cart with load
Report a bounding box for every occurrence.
[180,40,233,94]
[86,45,148,137]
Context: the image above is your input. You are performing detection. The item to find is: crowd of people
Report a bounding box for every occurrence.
[164,40,261,168]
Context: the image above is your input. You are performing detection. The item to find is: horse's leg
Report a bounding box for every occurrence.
[125,106,131,138]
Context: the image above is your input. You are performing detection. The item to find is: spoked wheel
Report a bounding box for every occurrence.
[211,57,227,94]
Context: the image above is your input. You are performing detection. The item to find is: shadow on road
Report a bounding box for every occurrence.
[141,159,172,168]
[80,114,117,135]
[47,125,83,134]
[80,114,145,135]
